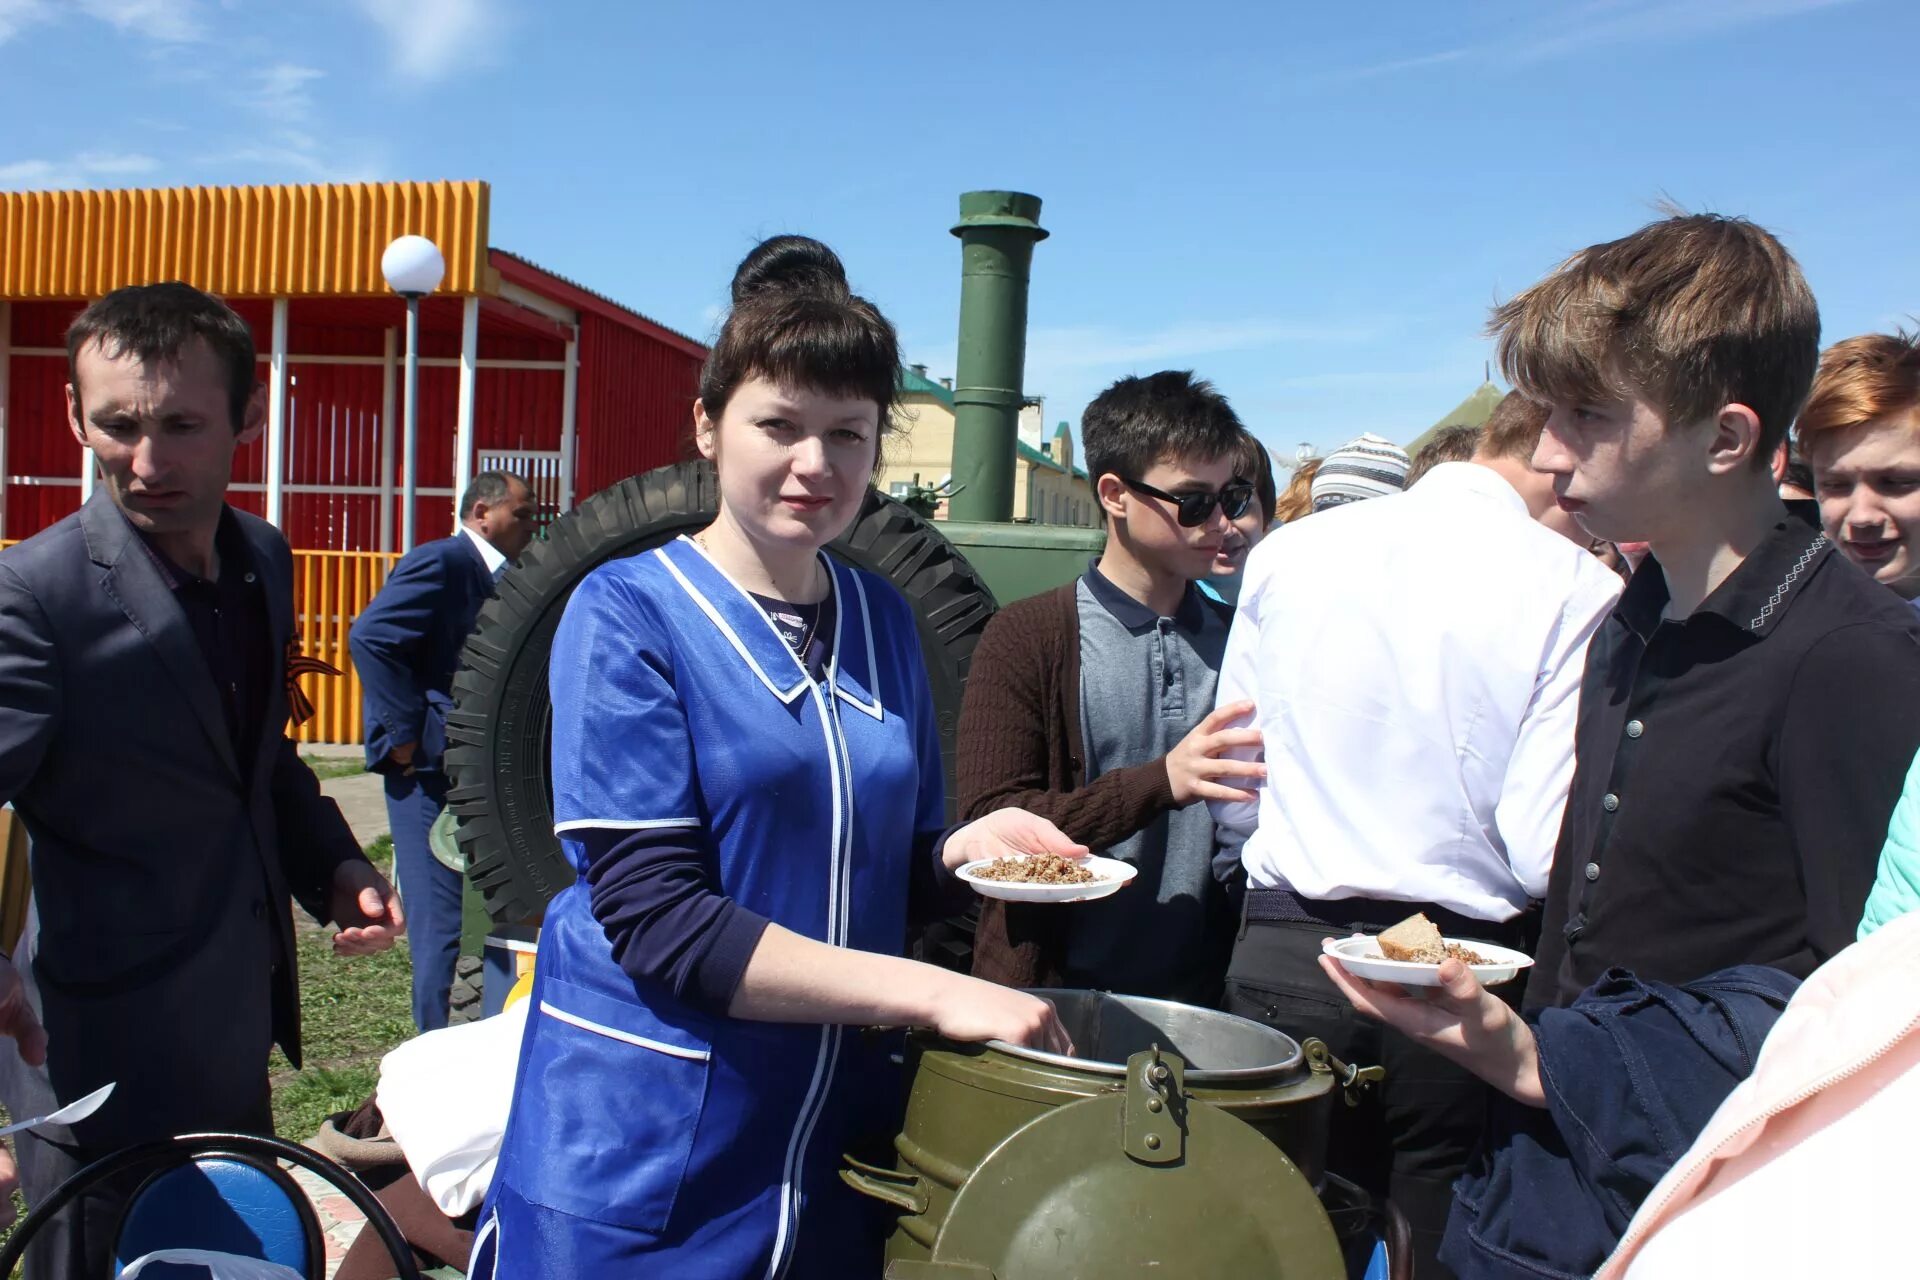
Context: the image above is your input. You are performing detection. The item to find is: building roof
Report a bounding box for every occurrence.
[1017,439,1090,481]
[897,367,1087,481]
[490,249,706,358]
[0,179,491,299]
[1405,380,1506,455]
[898,365,956,406]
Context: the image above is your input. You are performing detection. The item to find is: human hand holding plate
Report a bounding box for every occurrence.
[942,808,1089,873]
[1318,946,1545,1108]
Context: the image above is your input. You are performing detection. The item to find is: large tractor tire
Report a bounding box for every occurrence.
[444,460,999,929]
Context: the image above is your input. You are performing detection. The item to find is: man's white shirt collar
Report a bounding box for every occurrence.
[462,524,508,577]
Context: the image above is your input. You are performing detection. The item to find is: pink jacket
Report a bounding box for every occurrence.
[1599,909,1920,1276]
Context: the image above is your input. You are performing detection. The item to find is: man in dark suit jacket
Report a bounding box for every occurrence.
[351,470,534,1031]
[0,282,404,1274]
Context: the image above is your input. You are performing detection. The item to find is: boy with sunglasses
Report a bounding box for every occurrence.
[959,370,1264,1004]
[1209,392,1623,1277]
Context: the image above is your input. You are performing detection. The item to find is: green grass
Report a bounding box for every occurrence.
[268,834,416,1139]
[300,752,368,781]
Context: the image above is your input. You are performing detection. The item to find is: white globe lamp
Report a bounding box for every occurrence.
[381,235,445,298]
[384,235,445,550]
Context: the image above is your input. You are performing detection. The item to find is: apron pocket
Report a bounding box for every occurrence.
[503,975,712,1233]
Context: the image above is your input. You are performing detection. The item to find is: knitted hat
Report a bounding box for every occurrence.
[1311,433,1410,512]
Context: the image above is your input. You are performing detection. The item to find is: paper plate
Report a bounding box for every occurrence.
[1322,934,1535,988]
[956,855,1138,903]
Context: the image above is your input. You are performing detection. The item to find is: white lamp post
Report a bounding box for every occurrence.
[381,235,446,551]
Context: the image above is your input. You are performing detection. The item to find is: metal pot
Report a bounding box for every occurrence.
[844,990,1355,1278]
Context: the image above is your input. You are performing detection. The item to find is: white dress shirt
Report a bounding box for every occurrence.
[1211,461,1623,922]
[462,524,508,579]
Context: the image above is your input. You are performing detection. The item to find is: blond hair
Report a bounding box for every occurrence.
[1274,458,1320,524]
[1489,213,1819,464]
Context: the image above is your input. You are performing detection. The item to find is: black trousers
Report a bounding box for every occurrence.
[1224,906,1521,1280]
[15,1085,274,1278]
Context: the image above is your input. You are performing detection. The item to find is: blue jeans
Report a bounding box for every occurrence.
[386,768,460,1032]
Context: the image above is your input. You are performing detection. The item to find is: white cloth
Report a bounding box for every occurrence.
[1211,462,1622,921]
[461,524,508,579]
[377,999,529,1215]
[120,1250,305,1280]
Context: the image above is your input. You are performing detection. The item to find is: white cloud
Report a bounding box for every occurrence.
[74,0,204,43]
[1026,318,1380,373]
[0,0,204,46]
[1318,0,1862,82]
[0,150,159,190]
[195,128,386,184]
[0,0,51,44]
[241,62,325,122]
[1307,47,1472,87]
[352,0,502,81]
[1509,0,1860,62]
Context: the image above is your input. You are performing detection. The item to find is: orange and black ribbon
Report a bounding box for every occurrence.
[285,643,342,728]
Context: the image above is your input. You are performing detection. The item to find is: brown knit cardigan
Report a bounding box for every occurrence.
[957,582,1193,988]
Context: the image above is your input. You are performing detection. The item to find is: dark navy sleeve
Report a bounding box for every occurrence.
[347,542,444,769]
[579,826,772,1012]
[910,827,969,925]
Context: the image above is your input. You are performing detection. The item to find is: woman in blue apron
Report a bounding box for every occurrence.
[470,236,1082,1278]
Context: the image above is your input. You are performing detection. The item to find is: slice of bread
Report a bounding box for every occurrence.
[1377,913,1448,964]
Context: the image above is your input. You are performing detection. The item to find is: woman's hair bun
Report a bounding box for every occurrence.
[730,235,850,306]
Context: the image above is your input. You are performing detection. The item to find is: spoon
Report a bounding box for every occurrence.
[0,1082,115,1138]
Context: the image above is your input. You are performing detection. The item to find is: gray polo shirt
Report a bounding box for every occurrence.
[1066,566,1232,999]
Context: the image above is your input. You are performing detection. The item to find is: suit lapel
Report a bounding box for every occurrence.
[81,492,242,781]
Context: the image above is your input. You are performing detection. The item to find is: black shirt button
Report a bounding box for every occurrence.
[1585,862,1600,881]
[1602,793,1620,812]
[250,899,265,919]
[1625,719,1644,739]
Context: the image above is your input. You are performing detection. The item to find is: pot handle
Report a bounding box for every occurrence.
[839,1155,930,1215]
[1303,1036,1386,1107]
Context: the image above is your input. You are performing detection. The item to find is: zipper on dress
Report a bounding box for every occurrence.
[767,672,856,1280]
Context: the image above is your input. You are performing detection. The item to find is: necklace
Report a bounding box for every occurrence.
[790,599,822,661]
[697,531,824,659]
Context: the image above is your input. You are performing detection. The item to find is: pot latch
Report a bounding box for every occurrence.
[1303,1037,1386,1108]
[1123,1043,1187,1164]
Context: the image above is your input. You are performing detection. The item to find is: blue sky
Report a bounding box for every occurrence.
[3,0,1915,464]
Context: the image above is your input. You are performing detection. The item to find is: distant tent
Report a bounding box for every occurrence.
[1404,381,1505,456]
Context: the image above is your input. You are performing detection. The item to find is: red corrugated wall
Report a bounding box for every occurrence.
[4,289,697,547]
[574,311,702,498]
[3,301,84,535]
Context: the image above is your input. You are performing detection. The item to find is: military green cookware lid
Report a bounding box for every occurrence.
[899,1047,1343,1279]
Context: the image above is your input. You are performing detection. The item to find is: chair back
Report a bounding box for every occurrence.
[0,1132,421,1279]
[114,1152,323,1277]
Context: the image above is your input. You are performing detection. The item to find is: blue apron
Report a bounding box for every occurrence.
[473,536,945,1278]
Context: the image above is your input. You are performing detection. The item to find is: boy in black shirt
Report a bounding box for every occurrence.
[1482,211,1920,1009]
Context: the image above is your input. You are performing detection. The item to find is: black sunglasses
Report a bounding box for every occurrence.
[1121,476,1256,527]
